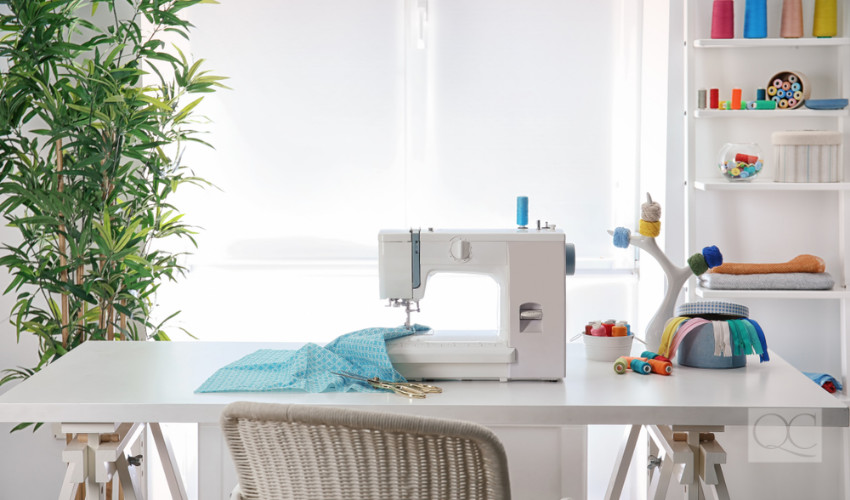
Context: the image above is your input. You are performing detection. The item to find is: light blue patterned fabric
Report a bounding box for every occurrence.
[195,325,427,393]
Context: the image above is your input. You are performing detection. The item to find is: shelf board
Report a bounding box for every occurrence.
[694,179,850,191]
[696,287,850,300]
[693,37,850,48]
[693,108,848,118]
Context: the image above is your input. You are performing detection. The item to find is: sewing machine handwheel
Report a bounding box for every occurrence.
[565,243,576,276]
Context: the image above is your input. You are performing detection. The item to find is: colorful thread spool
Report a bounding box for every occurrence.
[613,357,629,374]
[756,88,766,100]
[781,0,804,38]
[641,351,671,363]
[744,0,767,38]
[813,0,837,38]
[731,88,742,110]
[639,220,661,238]
[698,89,707,109]
[590,324,607,337]
[702,245,723,268]
[613,227,631,248]
[516,196,528,228]
[710,88,719,109]
[711,0,735,39]
[620,356,672,375]
[688,253,709,276]
[614,357,651,375]
[612,325,628,337]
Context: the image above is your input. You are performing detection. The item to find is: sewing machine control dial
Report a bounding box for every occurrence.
[449,237,471,262]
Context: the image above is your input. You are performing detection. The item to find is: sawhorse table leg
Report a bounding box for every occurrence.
[58,422,188,500]
[605,424,730,500]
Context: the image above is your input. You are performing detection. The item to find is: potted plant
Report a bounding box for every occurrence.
[0,0,225,418]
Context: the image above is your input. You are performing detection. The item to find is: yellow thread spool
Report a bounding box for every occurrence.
[638,219,661,238]
[813,0,837,38]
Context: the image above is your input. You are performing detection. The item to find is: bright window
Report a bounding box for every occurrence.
[155,0,642,342]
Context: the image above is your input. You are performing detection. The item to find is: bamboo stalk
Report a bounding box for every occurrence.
[119,299,127,341]
[107,301,114,341]
[76,264,85,343]
[55,139,70,349]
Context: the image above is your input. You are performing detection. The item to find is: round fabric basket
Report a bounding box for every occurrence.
[674,301,748,369]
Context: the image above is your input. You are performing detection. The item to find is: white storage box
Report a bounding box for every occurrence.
[772,130,843,182]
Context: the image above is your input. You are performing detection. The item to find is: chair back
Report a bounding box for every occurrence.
[221,402,511,500]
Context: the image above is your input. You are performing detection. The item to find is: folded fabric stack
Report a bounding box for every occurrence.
[698,254,834,291]
[803,372,844,394]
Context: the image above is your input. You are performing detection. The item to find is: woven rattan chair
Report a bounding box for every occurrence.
[221,401,512,500]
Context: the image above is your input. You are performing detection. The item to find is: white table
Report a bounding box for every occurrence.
[0,341,847,499]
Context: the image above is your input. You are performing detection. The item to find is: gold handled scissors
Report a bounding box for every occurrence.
[334,372,442,399]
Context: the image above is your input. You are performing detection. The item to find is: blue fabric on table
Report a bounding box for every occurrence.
[803,372,844,392]
[195,325,428,393]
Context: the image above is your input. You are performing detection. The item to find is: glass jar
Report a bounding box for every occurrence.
[717,142,763,182]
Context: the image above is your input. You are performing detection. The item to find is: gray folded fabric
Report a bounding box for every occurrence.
[698,272,835,290]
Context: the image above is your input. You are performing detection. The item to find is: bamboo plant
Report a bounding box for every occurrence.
[0,0,224,405]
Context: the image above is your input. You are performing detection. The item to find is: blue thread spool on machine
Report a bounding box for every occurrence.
[517,196,528,228]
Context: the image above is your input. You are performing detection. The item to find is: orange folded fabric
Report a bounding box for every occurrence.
[709,254,825,275]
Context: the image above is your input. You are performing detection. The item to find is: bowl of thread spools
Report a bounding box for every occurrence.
[582,320,634,361]
[717,142,763,181]
[767,71,809,110]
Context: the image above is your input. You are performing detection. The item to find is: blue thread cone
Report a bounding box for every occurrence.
[744,0,768,38]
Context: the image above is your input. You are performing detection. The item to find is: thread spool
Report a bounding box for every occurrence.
[612,325,628,337]
[630,359,652,374]
[639,220,661,238]
[702,245,723,268]
[688,253,709,276]
[744,0,767,38]
[711,0,735,39]
[613,227,631,248]
[641,351,671,363]
[731,88,742,110]
[646,358,673,375]
[613,357,629,374]
[756,88,766,100]
[813,0,837,38]
[698,89,707,109]
[641,195,661,222]
[516,196,528,228]
[781,0,803,38]
[710,89,719,109]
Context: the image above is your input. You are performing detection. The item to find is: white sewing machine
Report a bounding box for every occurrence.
[379,227,575,380]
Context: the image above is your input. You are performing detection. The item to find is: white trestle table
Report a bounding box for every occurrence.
[0,340,847,499]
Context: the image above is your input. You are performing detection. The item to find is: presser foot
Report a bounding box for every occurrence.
[388,299,420,329]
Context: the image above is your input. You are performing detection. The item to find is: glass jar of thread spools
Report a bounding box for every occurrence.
[717,142,763,182]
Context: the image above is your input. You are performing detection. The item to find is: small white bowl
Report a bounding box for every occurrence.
[582,334,635,362]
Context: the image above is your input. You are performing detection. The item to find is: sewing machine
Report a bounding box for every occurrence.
[379,227,575,380]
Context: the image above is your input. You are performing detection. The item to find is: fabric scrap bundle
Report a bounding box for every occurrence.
[803,372,844,394]
[699,254,834,291]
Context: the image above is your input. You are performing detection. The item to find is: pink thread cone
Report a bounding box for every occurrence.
[711,0,735,39]
[781,0,803,38]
